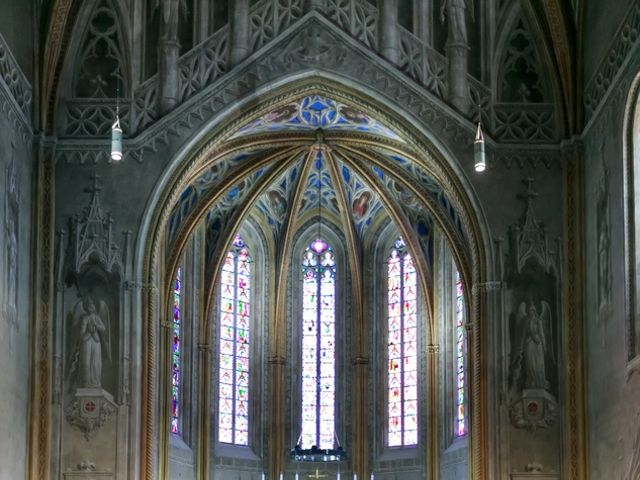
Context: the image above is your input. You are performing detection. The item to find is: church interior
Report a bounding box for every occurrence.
[1,0,640,479]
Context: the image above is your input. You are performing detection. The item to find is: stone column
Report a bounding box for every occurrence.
[379,0,400,64]
[198,0,210,43]
[158,0,181,114]
[268,355,287,480]
[230,0,251,66]
[442,0,471,114]
[427,345,440,480]
[352,357,369,480]
[414,0,431,45]
[196,344,211,480]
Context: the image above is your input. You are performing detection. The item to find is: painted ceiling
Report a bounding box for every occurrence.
[167,95,469,275]
[231,96,404,142]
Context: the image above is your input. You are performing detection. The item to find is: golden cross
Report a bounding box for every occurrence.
[307,469,328,480]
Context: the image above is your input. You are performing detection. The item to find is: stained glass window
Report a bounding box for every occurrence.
[218,234,251,446]
[301,238,336,449]
[171,267,182,434]
[455,270,467,437]
[387,238,418,447]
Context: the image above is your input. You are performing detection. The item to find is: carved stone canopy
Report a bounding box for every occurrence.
[66,174,123,278]
[506,178,558,276]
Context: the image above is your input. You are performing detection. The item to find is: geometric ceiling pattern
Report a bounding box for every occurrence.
[166,95,470,278]
[231,95,404,141]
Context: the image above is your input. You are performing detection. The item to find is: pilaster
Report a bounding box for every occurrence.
[561,139,588,480]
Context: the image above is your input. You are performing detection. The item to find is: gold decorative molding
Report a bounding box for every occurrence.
[562,143,589,480]
[41,0,79,133]
[28,145,55,480]
[538,0,576,133]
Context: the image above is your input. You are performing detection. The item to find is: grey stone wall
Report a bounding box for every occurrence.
[0,1,34,80]
[583,92,640,480]
[582,1,640,478]
[0,34,32,480]
[583,0,635,83]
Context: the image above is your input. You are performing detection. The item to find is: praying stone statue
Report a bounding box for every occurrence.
[508,299,558,430]
[511,300,553,392]
[69,297,111,390]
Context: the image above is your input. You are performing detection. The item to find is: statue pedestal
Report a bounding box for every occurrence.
[65,388,117,440]
[511,474,558,480]
[64,471,113,480]
[510,388,557,430]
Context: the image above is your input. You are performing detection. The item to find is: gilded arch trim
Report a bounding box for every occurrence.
[139,77,491,480]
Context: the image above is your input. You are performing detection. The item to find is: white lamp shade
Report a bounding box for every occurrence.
[474,122,486,172]
[111,118,123,161]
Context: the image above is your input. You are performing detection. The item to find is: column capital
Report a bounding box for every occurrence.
[351,356,369,365]
[267,355,287,366]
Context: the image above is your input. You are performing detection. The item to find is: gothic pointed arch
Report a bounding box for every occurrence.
[56,0,131,137]
[135,75,492,480]
[72,0,129,98]
[623,70,640,371]
[493,1,561,142]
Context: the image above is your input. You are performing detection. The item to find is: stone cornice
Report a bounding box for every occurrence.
[54,12,476,163]
[52,12,565,171]
[584,0,640,124]
[0,33,33,140]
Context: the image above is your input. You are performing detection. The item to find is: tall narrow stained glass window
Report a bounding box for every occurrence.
[171,267,182,434]
[218,234,251,445]
[301,238,336,449]
[455,270,467,437]
[387,238,418,447]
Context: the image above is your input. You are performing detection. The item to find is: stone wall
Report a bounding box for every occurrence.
[582,1,640,478]
[583,0,635,83]
[0,33,33,480]
[0,1,33,79]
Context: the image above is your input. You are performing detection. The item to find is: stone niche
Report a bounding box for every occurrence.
[54,175,129,478]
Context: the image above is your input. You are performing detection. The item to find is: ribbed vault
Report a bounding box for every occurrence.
[164,96,475,342]
[148,85,490,480]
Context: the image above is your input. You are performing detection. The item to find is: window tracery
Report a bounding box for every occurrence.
[74,0,127,98]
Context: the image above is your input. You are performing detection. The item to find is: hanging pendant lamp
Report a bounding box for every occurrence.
[474,122,486,173]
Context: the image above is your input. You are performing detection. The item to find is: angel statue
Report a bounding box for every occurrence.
[69,297,111,390]
[511,300,553,392]
[440,0,474,45]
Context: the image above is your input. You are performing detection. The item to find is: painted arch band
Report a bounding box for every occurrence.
[146,82,489,480]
